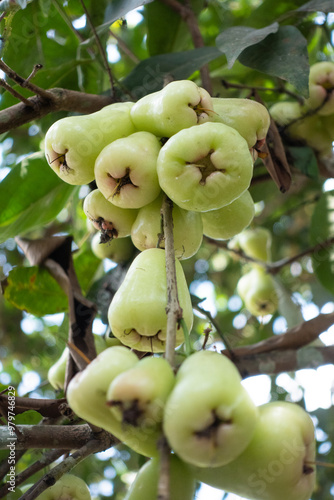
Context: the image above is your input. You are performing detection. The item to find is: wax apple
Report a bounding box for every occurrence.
[163,350,259,468]
[107,356,175,429]
[66,346,161,457]
[36,474,91,500]
[83,189,138,242]
[95,131,161,209]
[91,232,135,262]
[45,102,136,185]
[108,248,193,352]
[157,122,254,212]
[237,266,278,317]
[130,80,214,137]
[201,190,255,240]
[237,227,272,262]
[193,402,316,500]
[304,61,334,115]
[211,98,270,148]
[124,455,196,500]
[130,194,203,259]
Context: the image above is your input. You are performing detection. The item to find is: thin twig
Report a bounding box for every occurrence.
[23,64,43,86]
[79,0,115,94]
[0,60,54,100]
[0,78,34,106]
[109,29,140,63]
[221,79,304,103]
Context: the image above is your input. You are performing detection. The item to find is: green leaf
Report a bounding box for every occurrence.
[216,22,279,68]
[237,26,309,96]
[0,153,75,243]
[2,266,68,316]
[310,190,334,295]
[123,47,221,98]
[15,410,42,425]
[288,146,319,179]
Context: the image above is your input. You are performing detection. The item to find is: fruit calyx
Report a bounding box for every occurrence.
[48,150,72,175]
[92,217,118,243]
[107,398,144,427]
[187,149,220,185]
[108,167,138,199]
[194,410,232,446]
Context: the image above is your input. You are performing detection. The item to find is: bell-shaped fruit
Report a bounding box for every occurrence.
[157,122,254,212]
[45,102,136,185]
[304,61,334,116]
[237,227,272,262]
[36,474,91,500]
[270,101,303,126]
[124,455,196,500]
[107,356,175,429]
[163,350,259,468]
[211,98,270,148]
[91,232,135,263]
[130,80,213,137]
[130,194,203,259]
[237,266,278,317]
[94,131,161,209]
[201,190,255,240]
[193,401,316,500]
[83,189,138,242]
[66,346,160,457]
[108,248,193,352]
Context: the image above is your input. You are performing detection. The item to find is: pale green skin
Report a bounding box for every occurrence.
[124,455,196,500]
[237,227,272,262]
[269,101,303,126]
[131,194,203,259]
[45,102,136,185]
[83,189,138,239]
[91,232,135,262]
[108,248,193,352]
[157,122,254,212]
[193,402,316,500]
[163,350,259,468]
[94,131,162,209]
[304,61,334,116]
[107,356,175,428]
[36,474,91,500]
[201,190,254,240]
[237,266,278,317]
[66,346,161,457]
[130,80,213,137]
[211,98,270,148]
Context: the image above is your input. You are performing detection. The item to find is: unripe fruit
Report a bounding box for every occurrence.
[201,190,255,240]
[163,350,259,468]
[130,80,214,137]
[157,122,254,212]
[304,61,334,116]
[107,356,175,429]
[45,102,136,185]
[83,189,138,242]
[94,131,161,209]
[192,402,316,500]
[108,248,193,352]
[66,346,161,457]
[237,227,272,262]
[237,266,279,317]
[36,474,91,500]
[211,98,270,148]
[130,194,203,259]
[91,232,135,263]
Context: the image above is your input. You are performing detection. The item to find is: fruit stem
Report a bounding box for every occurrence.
[180,318,192,357]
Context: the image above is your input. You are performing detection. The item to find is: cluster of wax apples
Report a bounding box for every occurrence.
[270,61,334,157]
[45,79,271,261]
[64,346,316,500]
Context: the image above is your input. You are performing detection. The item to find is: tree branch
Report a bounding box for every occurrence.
[0,88,115,133]
[0,78,34,107]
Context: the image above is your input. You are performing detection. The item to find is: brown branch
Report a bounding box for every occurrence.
[0,60,53,100]
[24,64,43,86]
[159,0,212,93]
[0,395,67,419]
[0,78,34,106]
[0,87,115,133]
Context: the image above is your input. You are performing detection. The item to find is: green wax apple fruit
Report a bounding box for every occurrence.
[91,232,135,262]
[211,98,270,148]
[45,102,136,185]
[36,474,91,500]
[83,189,138,242]
[130,79,213,137]
[130,194,203,259]
[237,266,279,317]
[94,131,161,209]
[304,61,334,116]
[108,248,193,352]
[237,227,272,262]
[107,356,175,430]
[270,101,303,126]
[66,346,160,457]
[163,350,259,468]
[201,190,255,240]
[157,122,254,212]
[193,401,316,500]
[124,455,196,500]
